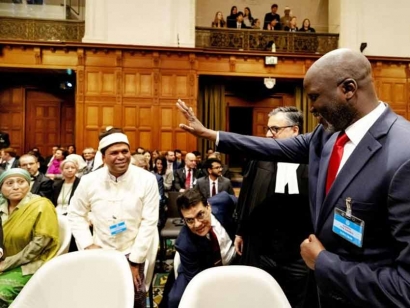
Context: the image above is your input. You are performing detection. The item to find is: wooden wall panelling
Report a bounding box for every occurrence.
[0,87,25,155]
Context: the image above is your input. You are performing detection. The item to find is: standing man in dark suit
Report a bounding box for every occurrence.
[263,4,281,30]
[176,48,410,307]
[168,189,237,308]
[0,131,10,150]
[173,152,201,192]
[195,158,234,199]
[234,107,314,308]
[19,154,53,200]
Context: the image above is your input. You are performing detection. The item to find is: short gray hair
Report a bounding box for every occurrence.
[268,106,303,133]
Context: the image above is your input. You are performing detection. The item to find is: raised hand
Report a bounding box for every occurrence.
[176,99,217,141]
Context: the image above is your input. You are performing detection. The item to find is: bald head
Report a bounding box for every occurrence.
[304,48,379,132]
[307,49,372,84]
[185,152,197,169]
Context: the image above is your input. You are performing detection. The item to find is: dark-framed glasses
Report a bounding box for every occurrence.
[184,208,208,226]
[265,125,295,135]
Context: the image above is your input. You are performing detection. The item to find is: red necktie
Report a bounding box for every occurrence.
[185,169,191,189]
[209,228,222,266]
[211,182,216,196]
[326,131,349,194]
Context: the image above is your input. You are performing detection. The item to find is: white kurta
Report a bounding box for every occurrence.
[68,164,159,264]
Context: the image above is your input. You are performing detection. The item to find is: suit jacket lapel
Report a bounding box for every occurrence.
[314,133,337,230]
[316,107,396,231]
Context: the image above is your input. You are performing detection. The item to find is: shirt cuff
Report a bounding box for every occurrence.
[216,131,220,146]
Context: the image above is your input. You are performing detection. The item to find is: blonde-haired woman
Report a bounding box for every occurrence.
[211,11,226,28]
[52,158,81,215]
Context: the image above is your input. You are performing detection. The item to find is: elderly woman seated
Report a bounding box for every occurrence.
[0,169,59,307]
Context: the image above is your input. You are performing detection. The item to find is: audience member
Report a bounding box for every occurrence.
[0,169,59,306]
[67,145,76,155]
[176,48,410,307]
[280,6,292,30]
[0,131,10,150]
[208,151,231,179]
[226,6,238,28]
[68,127,159,308]
[65,154,87,178]
[299,18,316,32]
[233,11,248,29]
[44,145,59,167]
[153,156,173,193]
[136,146,145,154]
[174,149,184,169]
[167,189,237,308]
[166,150,179,172]
[195,158,234,199]
[211,11,226,28]
[284,16,298,32]
[151,150,161,170]
[19,154,53,200]
[142,151,152,170]
[251,18,261,29]
[82,147,96,175]
[52,158,81,216]
[173,152,200,192]
[133,154,167,230]
[243,7,254,28]
[0,148,19,171]
[205,147,214,159]
[29,147,46,173]
[263,4,281,30]
[234,107,315,308]
[192,150,204,172]
[46,148,66,179]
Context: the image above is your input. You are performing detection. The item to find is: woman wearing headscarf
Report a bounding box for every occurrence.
[0,169,59,307]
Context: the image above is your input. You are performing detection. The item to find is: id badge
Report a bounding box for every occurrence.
[109,221,127,236]
[332,207,365,247]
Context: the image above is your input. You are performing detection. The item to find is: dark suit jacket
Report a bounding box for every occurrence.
[173,168,202,191]
[0,132,10,149]
[31,172,53,200]
[52,177,81,207]
[218,106,410,307]
[263,12,281,30]
[168,192,237,308]
[1,158,19,170]
[194,175,234,199]
[236,161,312,263]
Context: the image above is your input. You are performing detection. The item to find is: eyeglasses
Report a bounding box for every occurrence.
[265,125,295,135]
[211,166,223,170]
[184,207,209,225]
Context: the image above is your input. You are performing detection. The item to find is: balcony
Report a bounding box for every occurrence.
[195,27,339,54]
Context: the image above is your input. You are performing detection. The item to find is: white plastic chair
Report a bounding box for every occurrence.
[55,214,71,256]
[11,250,134,308]
[179,265,291,308]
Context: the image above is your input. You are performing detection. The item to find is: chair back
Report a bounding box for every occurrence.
[56,214,71,256]
[11,250,134,308]
[179,265,291,308]
[167,191,181,217]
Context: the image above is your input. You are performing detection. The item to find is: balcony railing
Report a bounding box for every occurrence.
[195,27,339,54]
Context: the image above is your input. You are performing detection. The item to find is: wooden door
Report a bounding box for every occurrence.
[25,90,62,155]
[253,108,273,137]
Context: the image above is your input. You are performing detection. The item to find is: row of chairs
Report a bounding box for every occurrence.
[11,215,159,308]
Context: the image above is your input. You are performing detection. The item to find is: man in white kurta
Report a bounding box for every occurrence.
[68,129,159,308]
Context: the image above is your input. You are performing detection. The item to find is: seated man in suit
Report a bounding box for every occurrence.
[0,148,19,171]
[19,154,53,200]
[173,152,202,192]
[168,189,237,308]
[195,158,234,199]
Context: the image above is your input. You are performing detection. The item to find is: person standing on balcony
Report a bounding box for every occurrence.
[226,6,238,28]
[263,3,281,30]
[211,11,226,28]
